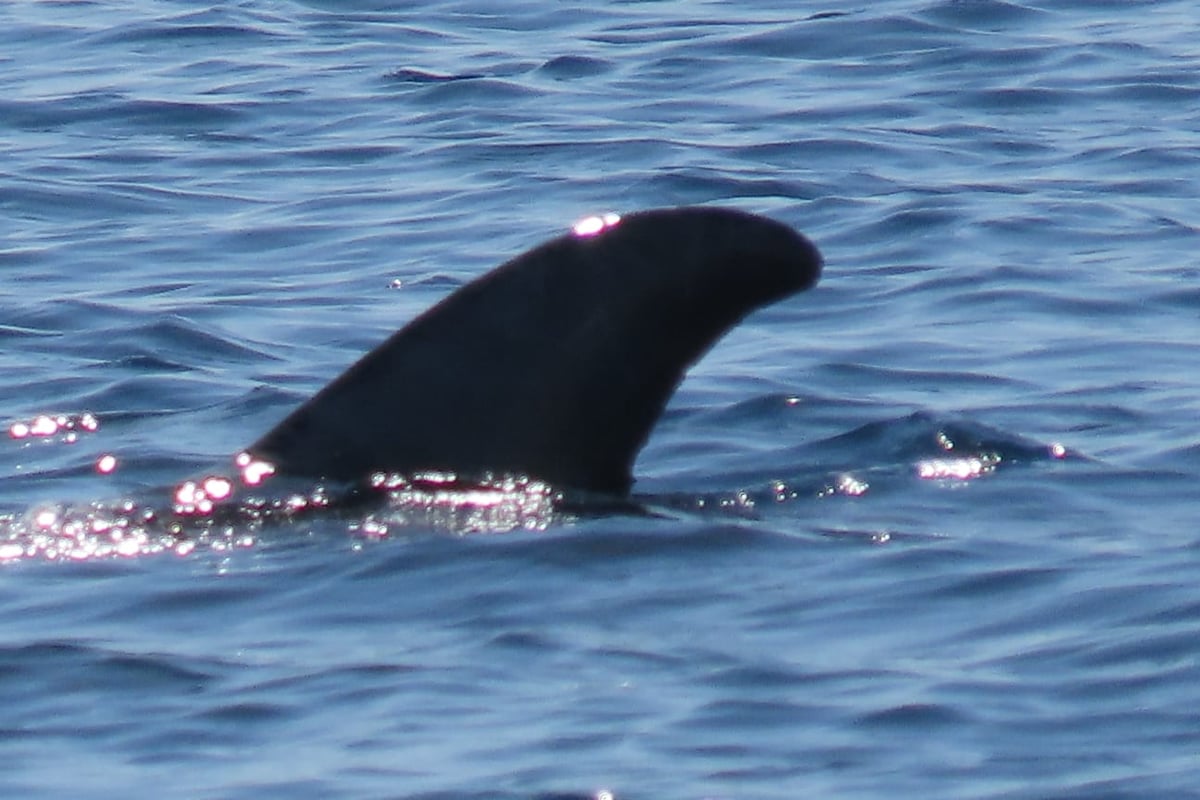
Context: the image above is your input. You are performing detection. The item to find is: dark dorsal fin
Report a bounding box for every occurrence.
[247,207,822,494]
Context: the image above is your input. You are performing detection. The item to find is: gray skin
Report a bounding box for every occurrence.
[247,207,822,496]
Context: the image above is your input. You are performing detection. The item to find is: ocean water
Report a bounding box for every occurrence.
[2,1,1199,797]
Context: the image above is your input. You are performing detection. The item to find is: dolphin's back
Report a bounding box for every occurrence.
[248,207,822,494]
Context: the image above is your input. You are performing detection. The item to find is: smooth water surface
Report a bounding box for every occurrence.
[2,1,1199,798]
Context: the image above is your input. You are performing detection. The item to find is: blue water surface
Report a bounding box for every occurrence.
[2,1,1199,798]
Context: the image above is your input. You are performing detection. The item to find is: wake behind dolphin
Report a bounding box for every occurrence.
[247,207,822,495]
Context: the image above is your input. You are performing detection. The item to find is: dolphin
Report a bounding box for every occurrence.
[245,207,822,497]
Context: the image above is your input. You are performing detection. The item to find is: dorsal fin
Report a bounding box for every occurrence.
[247,207,821,494]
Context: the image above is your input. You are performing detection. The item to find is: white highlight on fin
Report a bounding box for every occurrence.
[236,451,276,486]
[572,212,621,237]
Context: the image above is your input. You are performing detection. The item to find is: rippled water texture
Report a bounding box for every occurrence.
[2,1,1199,798]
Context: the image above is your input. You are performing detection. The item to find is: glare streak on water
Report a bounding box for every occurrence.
[2,1,1200,799]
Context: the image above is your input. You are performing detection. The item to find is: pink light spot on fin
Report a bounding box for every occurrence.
[572,212,621,237]
[235,452,276,486]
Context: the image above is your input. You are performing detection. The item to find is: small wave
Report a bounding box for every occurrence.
[89,22,282,45]
[385,68,486,84]
[0,640,217,691]
[537,56,614,80]
[919,0,1046,29]
[0,95,244,134]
